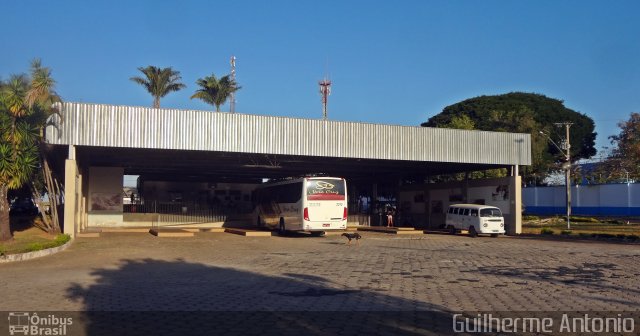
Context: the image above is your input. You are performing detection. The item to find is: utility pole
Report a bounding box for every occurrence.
[555,122,573,230]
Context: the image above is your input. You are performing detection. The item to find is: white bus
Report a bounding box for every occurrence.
[253,177,348,236]
[445,204,505,237]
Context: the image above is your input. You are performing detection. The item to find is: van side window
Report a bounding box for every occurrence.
[453,208,459,215]
[470,209,478,217]
[463,209,470,216]
[448,207,454,214]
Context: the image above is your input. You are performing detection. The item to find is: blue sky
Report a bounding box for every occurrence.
[1,0,638,152]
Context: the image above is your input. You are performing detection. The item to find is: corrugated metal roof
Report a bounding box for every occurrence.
[45,102,531,165]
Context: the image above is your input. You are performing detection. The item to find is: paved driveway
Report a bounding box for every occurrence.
[1,232,639,335]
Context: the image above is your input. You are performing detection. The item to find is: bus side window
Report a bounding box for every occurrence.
[463,209,470,216]
[453,208,460,215]
[470,209,478,217]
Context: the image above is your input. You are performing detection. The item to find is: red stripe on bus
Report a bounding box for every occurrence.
[307,194,346,201]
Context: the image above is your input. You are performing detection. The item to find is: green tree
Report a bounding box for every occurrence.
[442,114,475,130]
[605,112,640,181]
[0,75,40,241]
[130,66,186,108]
[0,60,62,241]
[190,74,240,112]
[26,60,63,234]
[422,92,597,185]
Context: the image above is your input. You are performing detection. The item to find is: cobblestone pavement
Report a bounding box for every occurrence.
[1,232,639,335]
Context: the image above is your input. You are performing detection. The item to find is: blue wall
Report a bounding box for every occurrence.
[525,206,640,216]
[523,183,640,217]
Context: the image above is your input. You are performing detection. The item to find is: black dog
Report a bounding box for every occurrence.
[341,232,362,245]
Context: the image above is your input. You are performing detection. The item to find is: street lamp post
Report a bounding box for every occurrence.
[540,124,572,230]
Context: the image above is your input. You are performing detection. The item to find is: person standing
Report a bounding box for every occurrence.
[387,207,394,227]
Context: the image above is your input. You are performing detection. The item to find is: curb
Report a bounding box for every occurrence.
[511,234,640,245]
[0,239,73,263]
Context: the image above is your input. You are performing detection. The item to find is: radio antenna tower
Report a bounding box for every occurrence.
[230,55,236,113]
[318,77,331,120]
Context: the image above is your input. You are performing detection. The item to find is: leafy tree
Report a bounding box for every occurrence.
[442,114,475,130]
[130,66,186,108]
[604,112,640,181]
[26,60,63,234]
[0,75,40,240]
[0,60,62,241]
[422,92,597,185]
[190,74,241,112]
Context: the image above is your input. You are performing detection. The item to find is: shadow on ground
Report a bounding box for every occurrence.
[65,258,465,335]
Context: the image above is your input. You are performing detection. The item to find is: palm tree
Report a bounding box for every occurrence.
[190,74,240,112]
[0,60,63,241]
[26,60,63,235]
[0,75,40,241]
[130,66,186,108]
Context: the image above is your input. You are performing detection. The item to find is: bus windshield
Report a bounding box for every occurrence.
[480,208,502,217]
[306,179,345,200]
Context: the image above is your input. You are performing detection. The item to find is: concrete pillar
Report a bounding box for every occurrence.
[507,171,522,235]
[75,170,82,231]
[63,159,78,237]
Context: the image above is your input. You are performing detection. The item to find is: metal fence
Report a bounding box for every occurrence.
[124,201,252,227]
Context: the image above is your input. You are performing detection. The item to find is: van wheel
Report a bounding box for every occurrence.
[278,218,286,235]
[468,226,478,238]
[311,231,326,237]
[490,233,499,238]
[448,225,456,235]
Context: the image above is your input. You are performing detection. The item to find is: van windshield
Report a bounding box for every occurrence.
[480,208,502,217]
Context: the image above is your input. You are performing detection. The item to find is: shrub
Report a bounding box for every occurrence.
[561,230,572,235]
[617,234,627,239]
[54,234,71,244]
[541,228,554,235]
[523,215,540,221]
[578,233,590,238]
[569,216,599,223]
[0,245,6,256]
[597,233,615,239]
[26,242,45,252]
[626,235,639,241]
[23,234,71,253]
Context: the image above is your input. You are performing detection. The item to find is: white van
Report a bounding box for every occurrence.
[445,204,505,237]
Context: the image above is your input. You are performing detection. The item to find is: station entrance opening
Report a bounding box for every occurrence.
[43,103,530,237]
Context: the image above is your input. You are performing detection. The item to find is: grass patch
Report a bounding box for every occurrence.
[523,216,640,237]
[541,228,554,235]
[23,234,70,252]
[0,218,71,255]
[569,216,600,223]
[560,230,572,235]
